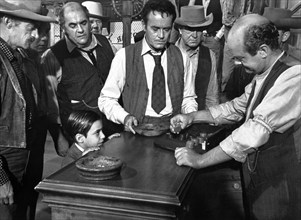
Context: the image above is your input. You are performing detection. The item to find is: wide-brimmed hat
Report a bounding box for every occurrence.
[175,6,213,28]
[0,0,56,22]
[263,7,301,29]
[82,1,108,20]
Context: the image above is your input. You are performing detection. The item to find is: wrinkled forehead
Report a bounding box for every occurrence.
[63,9,88,27]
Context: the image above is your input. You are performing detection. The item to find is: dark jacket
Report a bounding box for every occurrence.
[0,47,27,148]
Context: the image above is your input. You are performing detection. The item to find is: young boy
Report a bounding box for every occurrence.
[61,110,106,167]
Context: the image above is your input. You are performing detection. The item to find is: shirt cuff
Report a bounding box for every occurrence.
[116,110,131,125]
[219,135,247,163]
[208,106,223,125]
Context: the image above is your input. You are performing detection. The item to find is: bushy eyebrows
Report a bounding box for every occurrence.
[68,18,88,26]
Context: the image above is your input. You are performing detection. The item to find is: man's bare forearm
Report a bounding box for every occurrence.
[188,110,215,124]
[197,146,233,169]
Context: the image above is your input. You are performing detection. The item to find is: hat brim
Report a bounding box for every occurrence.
[174,13,213,28]
[89,13,109,21]
[274,18,301,29]
[0,9,56,22]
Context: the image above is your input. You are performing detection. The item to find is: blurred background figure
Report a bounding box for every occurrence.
[82,1,117,53]
[262,6,301,61]
[29,8,51,56]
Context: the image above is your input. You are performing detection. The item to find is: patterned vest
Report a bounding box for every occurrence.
[51,35,114,121]
[124,41,184,122]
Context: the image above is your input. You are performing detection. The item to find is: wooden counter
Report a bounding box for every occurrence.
[36,126,245,220]
[36,132,195,220]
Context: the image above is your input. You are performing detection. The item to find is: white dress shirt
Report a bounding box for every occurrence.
[98,37,197,124]
[209,52,301,162]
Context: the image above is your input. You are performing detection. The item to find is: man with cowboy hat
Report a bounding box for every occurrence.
[0,0,55,219]
[263,7,301,61]
[81,1,117,53]
[175,5,219,111]
[81,1,108,35]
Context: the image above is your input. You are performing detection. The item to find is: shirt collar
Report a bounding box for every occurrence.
[75,143,84,152]
[255,51,285,80]
[141,37,167,56]
[175,38,199,57]
[65,34,102,53]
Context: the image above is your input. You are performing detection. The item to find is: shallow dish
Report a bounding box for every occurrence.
[76,151,123,181]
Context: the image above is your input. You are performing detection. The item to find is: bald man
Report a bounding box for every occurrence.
[171,14,301,220]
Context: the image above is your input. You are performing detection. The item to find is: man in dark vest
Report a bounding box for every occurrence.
[175,5,219,110]
[171,14,301,220]
[98,0,197,133]
[41,2,122,140]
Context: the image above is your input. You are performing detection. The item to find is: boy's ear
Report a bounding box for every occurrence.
[75,133,85,143]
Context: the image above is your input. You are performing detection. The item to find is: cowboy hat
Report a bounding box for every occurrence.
[263,7,301,29]
[175,6,213,28]
[82,1,108,20]
[0,0,56,22]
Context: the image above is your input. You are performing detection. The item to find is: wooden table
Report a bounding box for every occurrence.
[36,132,195,220]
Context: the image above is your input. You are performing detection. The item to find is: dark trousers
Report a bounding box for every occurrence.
[0,117,47,220]
[242,139,301,220]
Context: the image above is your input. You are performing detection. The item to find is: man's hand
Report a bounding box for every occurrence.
[124,115,138,134]
[0,181,14,205]
[54,130,69,157]
[170,114,193,133]
[174,147,201,169]
[107,133,121,140]
[48,123,69,157]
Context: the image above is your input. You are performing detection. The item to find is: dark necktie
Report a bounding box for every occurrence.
[80,48,97,66]
[149,52,166,114]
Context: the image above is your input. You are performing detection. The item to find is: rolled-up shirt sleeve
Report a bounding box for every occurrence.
[98,48,129,124]
[211,65,301,162]
[209,82,252,125]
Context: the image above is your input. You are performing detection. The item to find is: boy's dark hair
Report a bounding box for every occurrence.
[66,110,101,142]
[141,0,176,25]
